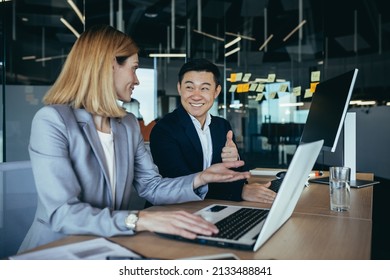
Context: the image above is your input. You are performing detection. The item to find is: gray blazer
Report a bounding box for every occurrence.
[19,105,207,252]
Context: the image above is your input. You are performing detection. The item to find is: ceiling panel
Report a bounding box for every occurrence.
[1,0,390,93]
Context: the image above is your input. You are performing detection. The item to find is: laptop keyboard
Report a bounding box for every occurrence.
[213,208,269,240]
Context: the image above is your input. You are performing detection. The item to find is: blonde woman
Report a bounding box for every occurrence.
[19,25,249,253]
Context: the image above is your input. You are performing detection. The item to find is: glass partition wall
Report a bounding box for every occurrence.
[1,0,389,169]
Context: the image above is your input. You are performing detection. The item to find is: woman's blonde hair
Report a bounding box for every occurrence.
[43,24,139,118]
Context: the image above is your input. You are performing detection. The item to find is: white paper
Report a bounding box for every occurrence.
[10,238,141,260]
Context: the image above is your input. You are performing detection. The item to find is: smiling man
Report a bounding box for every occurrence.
[149,58,275,203]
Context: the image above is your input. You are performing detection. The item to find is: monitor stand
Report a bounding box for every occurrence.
[309,112,379,188]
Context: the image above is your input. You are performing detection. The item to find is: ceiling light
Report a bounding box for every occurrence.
[35,54,68,62]
[358,101,376,106]
[259,34,274,51]
[67,0,85,24]
[145,12,158,18]
[60,17,80,38]
[22,56,36,60]
[144,6,158,18]
[283,20,307,42]
[225,47,240,57]
[149,53,186,58]
[280,102,304,107]
[225,32,255,41]
[349,100,362,105]
[350,100,376,106]
[193,29,224,42]
[225,37,241,49]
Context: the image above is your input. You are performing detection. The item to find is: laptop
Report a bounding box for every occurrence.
[158,139,324,251]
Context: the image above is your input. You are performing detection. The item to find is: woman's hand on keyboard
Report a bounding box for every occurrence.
[136,210,219,239]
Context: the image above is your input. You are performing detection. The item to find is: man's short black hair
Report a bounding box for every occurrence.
[178,58,221,87]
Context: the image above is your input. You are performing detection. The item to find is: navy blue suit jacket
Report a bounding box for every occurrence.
[150,105,245,201]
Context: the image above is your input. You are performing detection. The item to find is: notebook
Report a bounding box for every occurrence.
[158,139,324,251]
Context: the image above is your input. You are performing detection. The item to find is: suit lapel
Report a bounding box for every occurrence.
[177,106,203,161]
[111,118,129,209]
[73,109,114,206]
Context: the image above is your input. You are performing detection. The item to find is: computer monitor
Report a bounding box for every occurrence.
[300,68,379,188]
[300,69,358,152]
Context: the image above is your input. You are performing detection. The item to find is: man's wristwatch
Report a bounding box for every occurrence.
[125,210,139,231]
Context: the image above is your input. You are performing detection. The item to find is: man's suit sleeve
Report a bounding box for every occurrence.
[150,119,196,177]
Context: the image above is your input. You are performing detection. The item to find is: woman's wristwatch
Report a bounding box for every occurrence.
[125,210,139,231]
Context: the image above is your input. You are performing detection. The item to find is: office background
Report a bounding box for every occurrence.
[1,0,389,259]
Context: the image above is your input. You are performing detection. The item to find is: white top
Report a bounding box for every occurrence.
[189,113,213,170]
[97,130,116,207]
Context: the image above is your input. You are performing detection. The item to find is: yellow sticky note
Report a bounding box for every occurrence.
[267,73,276,83]
[249,83,258,91]
[304,89,313,98]
[311,71,321,82]
[279,84,288,92]
[236,83,249,93]
[242,83,249,92]
[255,93,264,101]
[230,73,237,83]
[256,84,265,92]
[310,82,319,93]
[229,85,237,92]
[293,86,302,96]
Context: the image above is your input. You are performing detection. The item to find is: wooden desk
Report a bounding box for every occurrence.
[112,213,371,260]
[25,173,373,260]
[250,171,373,220]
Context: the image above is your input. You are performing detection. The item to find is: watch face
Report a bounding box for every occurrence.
[125,212,139,230]
[126,214,138,224]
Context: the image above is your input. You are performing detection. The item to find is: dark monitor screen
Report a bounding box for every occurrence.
[300,69,358,152]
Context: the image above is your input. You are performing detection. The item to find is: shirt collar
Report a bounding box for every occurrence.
[189,113,211,131]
